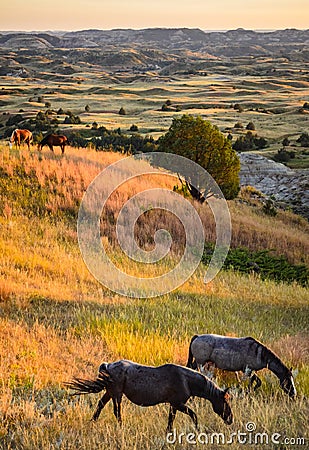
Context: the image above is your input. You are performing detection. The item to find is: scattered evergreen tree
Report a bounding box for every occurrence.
[157,115,240,199]
[297,132,309,147]
[246,121,255,131]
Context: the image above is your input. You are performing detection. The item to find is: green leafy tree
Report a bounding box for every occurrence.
[157,115,240,199]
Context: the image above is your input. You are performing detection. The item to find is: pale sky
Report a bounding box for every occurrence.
[1,0,308,31]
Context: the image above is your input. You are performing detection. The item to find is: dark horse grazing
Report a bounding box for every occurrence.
[38,134,68,154]
[10,129,33,150]
[187,334,296,398]
[65,359,233,432]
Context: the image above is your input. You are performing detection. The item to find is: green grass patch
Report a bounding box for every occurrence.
[203,244,309,286]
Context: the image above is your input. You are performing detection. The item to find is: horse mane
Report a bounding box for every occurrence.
[10,130,17,140]
[245,337,289,372]
[40,134,52,145]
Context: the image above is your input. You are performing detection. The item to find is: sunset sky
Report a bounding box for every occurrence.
[1,0,308,31]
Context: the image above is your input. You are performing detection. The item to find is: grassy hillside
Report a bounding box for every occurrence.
[0,145,308,449]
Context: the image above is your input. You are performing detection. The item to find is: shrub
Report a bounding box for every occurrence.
[6,114,24,127]
[234,103,244,112]
[246,121,255,131]
[64,114,81,124]
[233,133,268,151]
[297,132,309,147]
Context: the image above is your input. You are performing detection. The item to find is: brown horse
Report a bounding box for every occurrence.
[38,134,68,154]
[65,359,233,433]
[10,129,33,150]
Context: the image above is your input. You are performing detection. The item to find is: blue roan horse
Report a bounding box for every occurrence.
[187,334,296,398]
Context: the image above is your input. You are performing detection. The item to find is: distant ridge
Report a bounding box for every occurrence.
[0,27,307,54]
[0,27,308,78]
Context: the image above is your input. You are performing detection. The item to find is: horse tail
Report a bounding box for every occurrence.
[186,334,199,369]
[64,369,112,396]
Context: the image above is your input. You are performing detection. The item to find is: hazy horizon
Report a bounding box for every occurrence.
[1,0,308,32]
[0,27,307,34]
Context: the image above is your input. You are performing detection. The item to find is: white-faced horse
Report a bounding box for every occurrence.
[10,129,33,150]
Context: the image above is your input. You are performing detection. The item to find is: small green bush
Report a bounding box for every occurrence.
[202,244,308,286]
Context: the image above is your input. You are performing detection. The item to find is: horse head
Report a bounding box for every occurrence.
[280,367,296,399]
[211,388,233,425]
[98,362,109,374]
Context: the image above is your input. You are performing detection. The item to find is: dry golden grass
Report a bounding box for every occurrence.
[0,145,308,449]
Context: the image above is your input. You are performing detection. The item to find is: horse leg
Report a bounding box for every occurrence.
[200,361,215,379]
[48,144,54,153]
[174,403,198,430]
[91,391,111,421]
[112,395,122,424]
[61,144,65,154]
[167,406,177,433]
[249,374,262,391]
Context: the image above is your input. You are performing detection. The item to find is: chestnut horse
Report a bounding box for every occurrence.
[38,134,68,154]
[10,129,33,150]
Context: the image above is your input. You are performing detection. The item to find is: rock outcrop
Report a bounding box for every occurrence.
[239,153,309,219]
